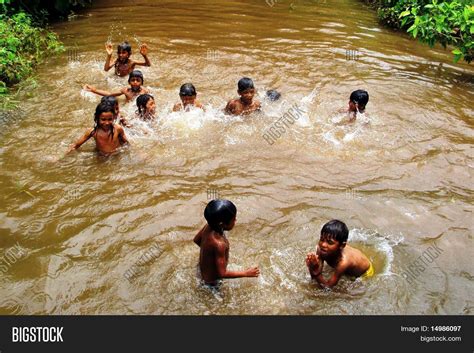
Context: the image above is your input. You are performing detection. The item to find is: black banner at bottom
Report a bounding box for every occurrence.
[0,315,471,352]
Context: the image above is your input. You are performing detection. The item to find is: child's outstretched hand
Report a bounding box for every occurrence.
[246,267,260,277]
[105,42,113,55]
[140,43,149,56]
[306,252,321,275]
[83,84,95,93]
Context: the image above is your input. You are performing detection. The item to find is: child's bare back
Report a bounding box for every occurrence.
[194,200,259,286]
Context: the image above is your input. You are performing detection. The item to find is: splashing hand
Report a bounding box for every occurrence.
[140,43,148,56]
[105,42,113,55]
[246,267,260,277]
[306,252,321,275]
[83,84,95,93]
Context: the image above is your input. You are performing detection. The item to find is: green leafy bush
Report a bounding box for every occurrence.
[375,0,473,63]
[0,11,64,86]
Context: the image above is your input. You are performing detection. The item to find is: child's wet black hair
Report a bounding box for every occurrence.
[128,70,144,84]
[238,77,255,92]
[204,199,237,234]
[101,96,118,110]
[117,41,132,54]
[136,93,154,115]
[321,219,349,243]
[350,90,369,108]
[266,89,281,101]
[179,83,197,96]
[91,101,115,139]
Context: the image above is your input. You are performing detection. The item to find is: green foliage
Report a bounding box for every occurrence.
[0,11,64,86]
[375,0,473,63]
[1,0,92,22]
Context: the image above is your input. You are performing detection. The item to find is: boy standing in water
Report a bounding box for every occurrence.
[173,83,204,111]
[194,200,260,286]
[84,70,149,102]
[306,220,373,288]
[104,41,151,77]
[225,77,261,115]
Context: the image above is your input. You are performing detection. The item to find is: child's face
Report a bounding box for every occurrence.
[239,88,255,104]
[98,112,114,129]
[118,50,130,62]
[318,234,344,257]
[349,100,365,113]
[223,216,236,231]
[180,94,196,107]
[146,98,156,114]
[129,77,142,90]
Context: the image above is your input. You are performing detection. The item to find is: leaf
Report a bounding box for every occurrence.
[400,10,411,17]
[452,49,462,55]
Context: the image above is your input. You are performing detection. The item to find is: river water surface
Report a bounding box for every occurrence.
[0,0,473,314]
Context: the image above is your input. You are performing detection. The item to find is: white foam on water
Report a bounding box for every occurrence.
[349,229,404,275]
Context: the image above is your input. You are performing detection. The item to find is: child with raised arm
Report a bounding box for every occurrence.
[67,101,129,156]
[193,199,260,287]
[84,70,149,102]
[104,41,151,77]
[225,77,261,116]
[306,220,374,288]
[172,83,204,112]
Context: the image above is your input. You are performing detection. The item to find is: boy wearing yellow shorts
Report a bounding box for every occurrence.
[306,220,374,288]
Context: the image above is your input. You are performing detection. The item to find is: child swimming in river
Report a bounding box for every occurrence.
[340,89,369,122]
[67,101,129,155]
[135,93,156,121]
[104,41,151,77]
[84,70,149,102]
[173,83,204,112]
[225,77,261,116]
[193,199,260,287]
[306,219,373,288]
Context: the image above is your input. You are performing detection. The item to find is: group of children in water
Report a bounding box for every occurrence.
[68,41,373,289]
[68,41,369,155]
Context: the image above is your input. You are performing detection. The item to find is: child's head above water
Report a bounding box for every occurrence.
[128,70,144,92]
[237,77,256,104]
[238,77,255,92]
[318,219,349,257]
[349,89,369,113]
[101,96,119,115]
[266,89,281,102]
[117,41,132,61]
[93,101,116,137]
[136,93,155,116]
[204,199,237,234]
[179,83,197,106]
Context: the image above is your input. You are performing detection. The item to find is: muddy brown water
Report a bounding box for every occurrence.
[0,0,473,314]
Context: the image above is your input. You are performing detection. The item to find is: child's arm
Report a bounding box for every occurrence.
[66,128,94,154]
[83,84,123,97]
[133,44,151,67]
[306,252,324,279]
[117,125,129,145]
[104,43,116,72]
[224,100,237,115]
[172,103,182,112]
[215,243,260,279]
[193,225,206,246]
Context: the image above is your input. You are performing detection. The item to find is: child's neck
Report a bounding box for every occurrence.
[240,97,253,107]
[323,250,343,267]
